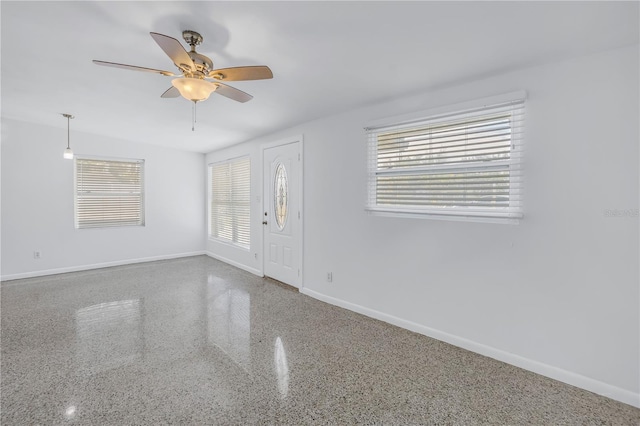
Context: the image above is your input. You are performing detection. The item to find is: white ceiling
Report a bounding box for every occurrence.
[1,1,638,153]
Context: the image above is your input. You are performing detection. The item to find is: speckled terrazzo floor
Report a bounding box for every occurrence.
[1,256,638,425]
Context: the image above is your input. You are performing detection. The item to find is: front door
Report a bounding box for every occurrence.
[263,140,301,288]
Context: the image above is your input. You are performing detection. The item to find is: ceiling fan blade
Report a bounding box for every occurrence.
[149,32,194,72]
[208,66,273,81]
[160,86,180,98]
[213,82,253,103]
[93,60,175,76]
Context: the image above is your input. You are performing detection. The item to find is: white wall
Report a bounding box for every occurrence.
[205,44,639,406]
[1,119,206,279]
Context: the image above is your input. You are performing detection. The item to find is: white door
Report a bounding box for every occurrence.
[263,140,301,288]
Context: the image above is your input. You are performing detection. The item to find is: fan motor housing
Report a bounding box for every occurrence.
[188,51,213,74]
[182,30,213,75]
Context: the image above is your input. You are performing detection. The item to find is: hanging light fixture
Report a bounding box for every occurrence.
[62,113,74,159]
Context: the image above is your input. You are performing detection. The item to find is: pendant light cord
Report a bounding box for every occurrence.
[67,115,71,149]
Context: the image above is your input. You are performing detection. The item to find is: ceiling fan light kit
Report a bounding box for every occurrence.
[171,78,216,102]
[93,30,273,130]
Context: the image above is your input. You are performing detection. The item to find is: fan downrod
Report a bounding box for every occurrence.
[182,30,203,47]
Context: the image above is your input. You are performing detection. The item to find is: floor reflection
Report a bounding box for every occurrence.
[206,275,251,372]
[274,337,289,399]
[63,405,77,420]
[75,299,143,375]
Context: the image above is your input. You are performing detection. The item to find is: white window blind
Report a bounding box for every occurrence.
[75,157,145,229]
[210,156,250,249]
[366,97,524,222]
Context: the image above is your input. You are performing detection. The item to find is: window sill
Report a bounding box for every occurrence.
[365,207,522,225]
[76,223,146,230]
[208,236,251,251]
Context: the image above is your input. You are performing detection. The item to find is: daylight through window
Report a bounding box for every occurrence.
[209,156,251,249]
[75,157,145,229]
[366,97,524,222]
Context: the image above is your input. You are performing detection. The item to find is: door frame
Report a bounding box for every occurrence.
[261,135,304,289]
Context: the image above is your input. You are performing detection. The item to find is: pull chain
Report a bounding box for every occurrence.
[192,101,196,131]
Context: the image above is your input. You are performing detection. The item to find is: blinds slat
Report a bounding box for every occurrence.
[377,125,512,148]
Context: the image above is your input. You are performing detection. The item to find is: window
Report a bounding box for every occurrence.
[366,95,524,222]
[75,157,144,229]
[274,162,288,230]
[209,156,250,249]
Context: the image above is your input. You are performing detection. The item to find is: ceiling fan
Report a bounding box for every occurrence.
[94,30,273,127]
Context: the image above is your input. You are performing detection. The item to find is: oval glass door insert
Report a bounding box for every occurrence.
[274,162,288,230]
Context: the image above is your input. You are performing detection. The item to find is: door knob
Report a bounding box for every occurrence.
[262,221,268,225]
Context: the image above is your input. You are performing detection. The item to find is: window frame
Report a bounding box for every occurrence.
[208,155,251,250]
[74,156,145,229]
[365,91,525,224]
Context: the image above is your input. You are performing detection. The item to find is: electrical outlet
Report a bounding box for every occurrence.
[33,251,41,259]
[327,272,332,282]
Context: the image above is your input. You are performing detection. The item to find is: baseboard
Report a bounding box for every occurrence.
[205,251,263,277]
[301,288,640,409]
[0,251,206,282]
